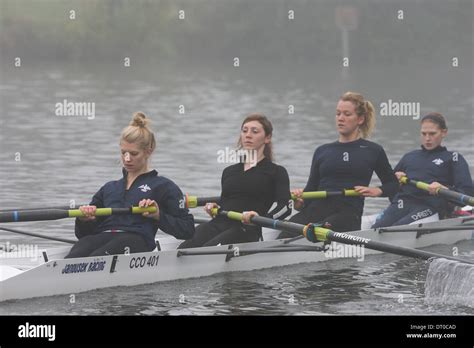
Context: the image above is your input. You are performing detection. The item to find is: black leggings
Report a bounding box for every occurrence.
[65,232,151,258]
[277,200,361,239]
[178,219,261,249]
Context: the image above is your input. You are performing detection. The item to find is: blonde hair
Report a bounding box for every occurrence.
[340,91,376,138]
[120,112,156,152]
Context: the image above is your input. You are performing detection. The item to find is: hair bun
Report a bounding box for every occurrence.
[131,112,149,128]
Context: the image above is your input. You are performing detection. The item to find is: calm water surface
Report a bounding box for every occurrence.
[0,65,473,315]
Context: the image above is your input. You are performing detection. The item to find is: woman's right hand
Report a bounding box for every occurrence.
[204,202,219,218]
[291,189,304,210]
[78,205,97,221]
[395,171,407,181]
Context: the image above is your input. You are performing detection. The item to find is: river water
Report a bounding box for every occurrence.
[0,64,473,315]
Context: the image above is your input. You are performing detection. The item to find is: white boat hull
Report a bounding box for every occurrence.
[0,216,473,302]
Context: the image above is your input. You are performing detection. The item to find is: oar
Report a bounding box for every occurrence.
[184,190,361,209]
[184,195,220,208]
[177,245,324,257]
[0,204,87,213]
[292,189,360,200]
[0,189,363,214]
[214,209,474,264]
[0,226,75,244]
[0,206,157,223]
[400,177,474,206]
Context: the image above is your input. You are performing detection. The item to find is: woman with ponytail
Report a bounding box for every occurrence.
[179,113,292,248]
[66,112,194,258]
[278,92,399,238]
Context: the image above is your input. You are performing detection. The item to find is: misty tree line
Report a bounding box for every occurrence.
[1,0,471,66]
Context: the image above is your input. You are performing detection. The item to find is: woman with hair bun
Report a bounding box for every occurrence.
[279,91,399,238]
[372,112,473,227]
[65,112,194,258]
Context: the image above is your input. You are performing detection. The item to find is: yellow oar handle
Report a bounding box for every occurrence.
[399,176,438,193]
[68,206,157,218]
[400,176,474,206]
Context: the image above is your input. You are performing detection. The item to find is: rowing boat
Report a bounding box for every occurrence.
[1,213,473,302]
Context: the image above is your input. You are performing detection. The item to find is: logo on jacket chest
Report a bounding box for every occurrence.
[432,158,444,166]
[138,184,151,192]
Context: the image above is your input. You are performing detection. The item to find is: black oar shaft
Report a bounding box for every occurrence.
[248,215,306,236]
[0,227,75,244]
[1,205,86,213]
[324,230,474,264]
[0,209,70,223]
[438,187,474,206]
[177,245,322,257]
[195,196,220,206]
[217,210,474,265]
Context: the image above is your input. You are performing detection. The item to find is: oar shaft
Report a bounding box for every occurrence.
[0,206,157,223]
[217,209,474,265]
[0,227,75,244]
[294,190,360,200]
[1,204,86,213]
[185,195,220,208]
[322,230,474,263]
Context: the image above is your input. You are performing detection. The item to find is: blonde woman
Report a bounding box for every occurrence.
[279,92,398,238]
[66,112,194,258]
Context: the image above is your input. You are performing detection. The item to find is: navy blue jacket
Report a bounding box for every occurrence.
[304,138,399,216]
[75,170,195,249]
[392,145,473,213]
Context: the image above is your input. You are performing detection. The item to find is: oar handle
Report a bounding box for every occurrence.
[67,206,157,217]
[400,177,474,206]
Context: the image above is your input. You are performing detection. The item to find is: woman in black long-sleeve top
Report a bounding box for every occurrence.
[179,113,292,248]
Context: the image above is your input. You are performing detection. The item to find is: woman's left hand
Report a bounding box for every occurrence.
[354,186,383,197]
[139,199,160,220]
[242,211,258,224]
[427,182,447,195]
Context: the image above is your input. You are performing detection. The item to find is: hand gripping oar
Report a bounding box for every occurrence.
[400,176,474,206]
[213,209,474,265]
[0,206,157,223]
